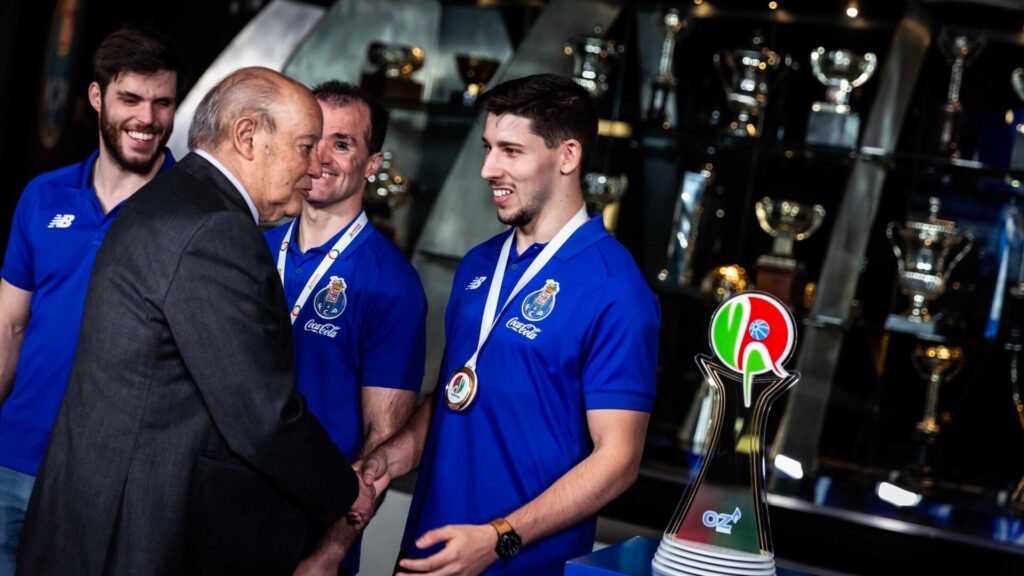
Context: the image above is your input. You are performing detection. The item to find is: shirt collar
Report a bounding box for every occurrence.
[501,213,606,263]
[194,149,259,223]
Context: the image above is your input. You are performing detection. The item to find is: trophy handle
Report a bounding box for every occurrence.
[942,230,974,282]
[809,48,830,88]
[794,205,826,241]
[886,221,906,275]
[849,53,879,89]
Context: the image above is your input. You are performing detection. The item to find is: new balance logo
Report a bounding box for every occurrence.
[47,214,75,229]
[466,276,487,290]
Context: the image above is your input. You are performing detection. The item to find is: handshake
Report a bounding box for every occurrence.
[293,450,393,576]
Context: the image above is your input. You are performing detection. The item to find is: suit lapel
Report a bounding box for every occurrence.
[176,153,253,217]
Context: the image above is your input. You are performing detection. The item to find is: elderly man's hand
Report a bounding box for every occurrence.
[347,466,377,526]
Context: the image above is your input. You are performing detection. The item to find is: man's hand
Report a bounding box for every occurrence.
[354,449,391,504]
[347,465,377,526]
[396,524,498,576]
[291,519,361,576]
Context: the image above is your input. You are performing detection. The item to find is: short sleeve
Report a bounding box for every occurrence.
[2,188,38,291]
[359,258,427,391]
[581,279,661,412]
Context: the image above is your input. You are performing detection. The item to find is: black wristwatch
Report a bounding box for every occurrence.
[490,517,522,560]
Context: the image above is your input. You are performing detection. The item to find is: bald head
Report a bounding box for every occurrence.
[187,67,324,222]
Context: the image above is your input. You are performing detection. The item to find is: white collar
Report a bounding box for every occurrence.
[193,148,260,223]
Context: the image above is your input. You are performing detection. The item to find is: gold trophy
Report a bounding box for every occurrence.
[713,32,783,138]
[361,41,425,102]
[806,47,878,149]
[911,344,964,438]
[754,197,826,307]
[455,53,500,107]
[364,150,411,242]
[698,264,750,306]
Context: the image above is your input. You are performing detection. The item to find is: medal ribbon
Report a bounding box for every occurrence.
[466,205,589,370]
[276,211,369,324]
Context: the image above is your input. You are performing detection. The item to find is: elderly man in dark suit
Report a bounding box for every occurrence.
[17,67,371,576]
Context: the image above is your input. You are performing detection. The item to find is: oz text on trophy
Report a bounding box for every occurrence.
[754,197,825,308]
[806,47,877,149]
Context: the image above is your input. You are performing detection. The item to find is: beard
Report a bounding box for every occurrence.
[99,104,170,175]
[497,185,551,229]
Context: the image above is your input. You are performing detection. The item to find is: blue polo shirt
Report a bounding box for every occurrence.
[401,214,660,575]
[265,215,426,572]
[0,149,175,476]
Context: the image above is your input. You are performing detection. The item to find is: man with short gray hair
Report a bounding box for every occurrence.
[18,66,371,576]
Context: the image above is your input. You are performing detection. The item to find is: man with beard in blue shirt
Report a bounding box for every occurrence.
[358,74,659,575]
[267,81,426,576]
[0,27,184,574]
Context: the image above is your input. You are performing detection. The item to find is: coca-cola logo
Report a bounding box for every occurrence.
[505,317,541,340]
[304,319,340,338]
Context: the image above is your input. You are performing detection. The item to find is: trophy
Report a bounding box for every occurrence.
[654,292,798,575]
[647,8,690,129]
[659,169,713,288]
[713,32,783,138]
[455,53,500,107]
[935,32,984,158]
[805,47,878,149]
[564,25,625,99]
[583,172,628,233]
[364,150,411,242]
[910,344,964,438]
[754,197,826,307]
[1010,68,1024,170]
[886,197,973,334]
[360,41,425,102]
[698,264,750,305]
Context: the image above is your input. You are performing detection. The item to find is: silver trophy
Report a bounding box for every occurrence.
[935,32,984,158]
[713,32,783,138]
[364,150,411,243]
[647,8,690,128]
[659,168,713,287]
[886,197,973,334]
[1010,68,1024,170]
[564,25,625,99]
[583,172,628,233]
[806,48,878,149]
[754,197,826,306]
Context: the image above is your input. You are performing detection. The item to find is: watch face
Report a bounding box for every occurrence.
[497,532,521,559]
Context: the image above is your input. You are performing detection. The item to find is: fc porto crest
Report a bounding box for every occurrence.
[314,276,347,320]
[521,279,560,321]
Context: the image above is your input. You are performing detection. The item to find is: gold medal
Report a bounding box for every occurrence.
[445,367,478,412]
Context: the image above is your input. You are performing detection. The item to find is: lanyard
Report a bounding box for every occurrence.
[465,206,589,370]
[276,211,368,324]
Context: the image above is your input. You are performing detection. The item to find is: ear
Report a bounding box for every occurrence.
[364,151,384,180]
[88,82,103,114]
[232,117,258,161]
[558,139,583,176]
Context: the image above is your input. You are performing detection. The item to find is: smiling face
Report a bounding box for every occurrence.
[91,70,177,175]
[307,99,381,210]
[249,89,323,222]
[480,112,564,229]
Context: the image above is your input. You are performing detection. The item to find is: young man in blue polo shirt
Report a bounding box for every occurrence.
[0,28,183,573]
[359,74,660,575]
[265,81,427,576]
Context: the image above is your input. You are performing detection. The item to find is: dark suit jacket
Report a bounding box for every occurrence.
[17,153,358,576]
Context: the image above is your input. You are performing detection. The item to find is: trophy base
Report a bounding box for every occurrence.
[806,108,860,149]
[755,255,802,308]
[360,73,423,102]
[885,314,939,337]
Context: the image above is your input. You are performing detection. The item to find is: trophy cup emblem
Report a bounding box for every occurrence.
[910,344,964,438]
[360,42,426,102]
[885,197,973,334]
[654,292,798,575]
[564,25,625,99]
[455,53,500,107]
[753,197,826,307]
[583,172,628,233]
[935,32,984,158]
[713,32,783,138]
[647,8,690,129]
[805,47,878,149]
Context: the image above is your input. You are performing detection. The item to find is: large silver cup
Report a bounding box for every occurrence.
[564,26,624,99]
[806,48,878,149]
[886,198,973,325]
[714,32,782,138]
